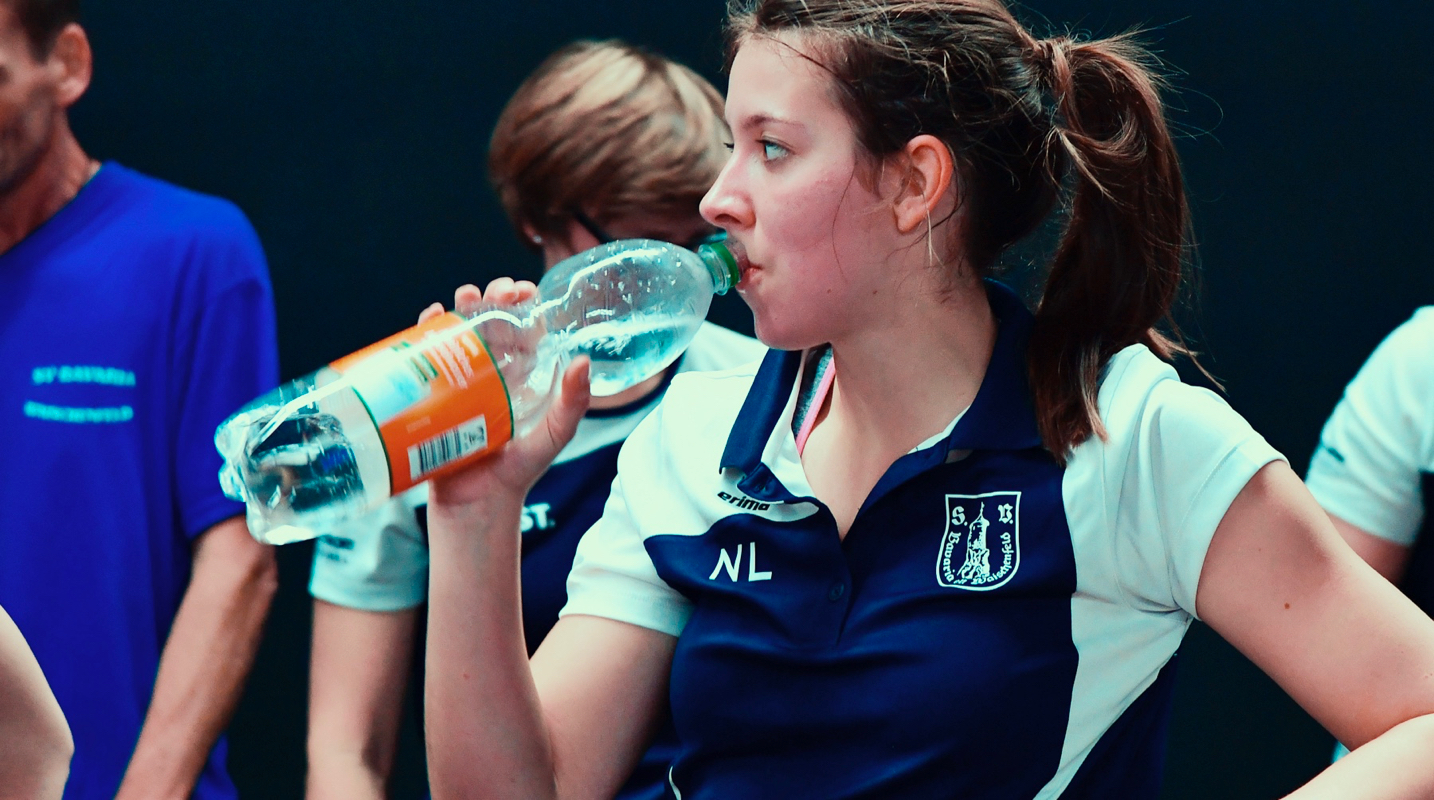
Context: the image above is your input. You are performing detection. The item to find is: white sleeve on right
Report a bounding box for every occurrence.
[1306,308,1434,546]
[561,404,693,637]
[1065,346,1285,618]
[309,485,430,612]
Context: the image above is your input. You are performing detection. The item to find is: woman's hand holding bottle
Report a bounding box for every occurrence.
[421,279,592,511]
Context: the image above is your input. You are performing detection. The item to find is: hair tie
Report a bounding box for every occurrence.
[1031,38,1055,70]
[1029,35,1072,76]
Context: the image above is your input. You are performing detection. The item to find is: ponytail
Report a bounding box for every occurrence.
[725,1,1203,460]
[1026,33,1195,459]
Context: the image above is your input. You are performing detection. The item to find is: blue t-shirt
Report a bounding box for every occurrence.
[0,163,279,800]
[563,282,1284,799]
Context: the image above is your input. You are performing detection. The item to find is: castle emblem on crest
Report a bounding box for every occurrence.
[936,492,1021,590]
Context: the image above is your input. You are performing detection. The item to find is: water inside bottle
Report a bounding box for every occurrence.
[247,413,365,515]
[562,312,700,396]
[217,376,390,542]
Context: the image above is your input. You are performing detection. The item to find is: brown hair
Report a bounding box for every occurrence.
[488,40,730,250]
[2,0,80,58]
[727,0,1195,459]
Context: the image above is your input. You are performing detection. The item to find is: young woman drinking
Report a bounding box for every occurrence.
[422,2,1434,797]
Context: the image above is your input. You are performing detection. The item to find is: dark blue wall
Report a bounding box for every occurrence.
[70,1,1434,797]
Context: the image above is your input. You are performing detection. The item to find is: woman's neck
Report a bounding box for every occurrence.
[823,276,996,452]
[799,273,996,538]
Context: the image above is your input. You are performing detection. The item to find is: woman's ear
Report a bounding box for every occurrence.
[892,134,955,235]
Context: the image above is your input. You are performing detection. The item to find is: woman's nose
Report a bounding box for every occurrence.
[700,159,751,232]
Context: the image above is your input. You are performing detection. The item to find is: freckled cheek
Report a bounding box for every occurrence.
[760,189,847,253]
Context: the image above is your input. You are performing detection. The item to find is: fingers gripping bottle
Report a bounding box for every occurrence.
[216,239,742,545]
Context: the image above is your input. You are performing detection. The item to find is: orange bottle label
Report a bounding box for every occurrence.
[330,312,514,494]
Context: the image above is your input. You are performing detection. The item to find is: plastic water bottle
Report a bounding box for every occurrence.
[216,239,741,544]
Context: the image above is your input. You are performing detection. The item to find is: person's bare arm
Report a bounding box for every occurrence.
[1198,462,1434,798]
[115,516,278,800]
[0,605,71,800]
[1327,514,1413,585]
[426,490,676,800]
[531,616,676,797]
[423,278,675,799]
[306,601,419,800]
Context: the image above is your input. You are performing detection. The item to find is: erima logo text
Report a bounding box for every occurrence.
[718,491,770,511]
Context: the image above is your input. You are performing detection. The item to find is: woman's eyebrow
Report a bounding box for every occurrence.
[734,112,803,131]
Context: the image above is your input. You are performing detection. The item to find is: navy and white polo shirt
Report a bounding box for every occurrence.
[562,282,1283,799]
[310,321,765,800]
[1307,307,1434,613]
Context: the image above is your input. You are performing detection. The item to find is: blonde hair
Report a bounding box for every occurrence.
[488,40,730,249]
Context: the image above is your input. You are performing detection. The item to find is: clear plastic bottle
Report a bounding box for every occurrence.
[216,238,741,544]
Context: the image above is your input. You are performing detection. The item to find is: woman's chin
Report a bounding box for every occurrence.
[751,319,817,352]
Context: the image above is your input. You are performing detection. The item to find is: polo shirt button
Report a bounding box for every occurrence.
[827,582,846,602]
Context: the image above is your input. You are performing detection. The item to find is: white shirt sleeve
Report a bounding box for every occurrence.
[1306,308,1434,545]
[1065,346,1286,617]
[309,484,430,612]
[561,403,693,637]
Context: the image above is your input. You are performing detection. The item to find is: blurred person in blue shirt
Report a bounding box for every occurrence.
[0,2,281,798]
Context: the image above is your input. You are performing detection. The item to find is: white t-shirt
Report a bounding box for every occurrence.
[1306,307,1434,545]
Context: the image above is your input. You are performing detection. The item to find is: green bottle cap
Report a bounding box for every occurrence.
[697,241,740,295]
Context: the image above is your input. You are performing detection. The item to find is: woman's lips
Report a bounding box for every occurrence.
[721,238,758,289]
[739,261,761,290]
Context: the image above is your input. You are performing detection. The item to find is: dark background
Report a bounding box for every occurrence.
[69,1,1434,798]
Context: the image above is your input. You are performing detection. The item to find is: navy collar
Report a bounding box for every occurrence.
[720,280,1043,486]
[719,346,802,477]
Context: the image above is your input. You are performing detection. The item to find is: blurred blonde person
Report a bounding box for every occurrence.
[303,40,763,800]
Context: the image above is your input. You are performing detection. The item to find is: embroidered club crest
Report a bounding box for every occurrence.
[936,492,1021,590]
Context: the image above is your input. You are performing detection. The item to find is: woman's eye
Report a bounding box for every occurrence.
[761,141,789,161]
[722,141,735,152]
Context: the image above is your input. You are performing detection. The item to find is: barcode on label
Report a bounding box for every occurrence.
[409,415,488,480]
